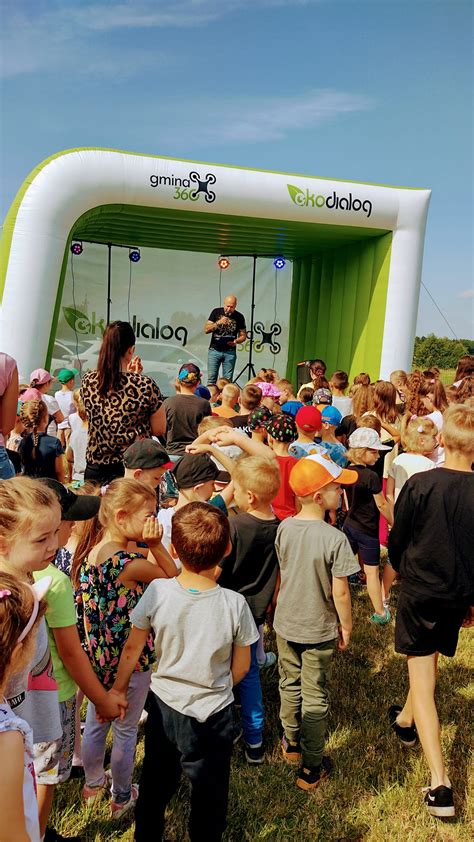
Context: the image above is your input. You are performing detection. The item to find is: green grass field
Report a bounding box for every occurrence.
[51,587,473,842]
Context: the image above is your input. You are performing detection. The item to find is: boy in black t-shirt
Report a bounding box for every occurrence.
[216,455,281,765]
[388,405,474,819]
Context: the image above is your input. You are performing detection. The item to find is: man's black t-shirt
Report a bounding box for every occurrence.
[208,308,246,351]
[163,394,211,455]
[344,465,382,537]
[388,468,474,601]
[218,512,280,625]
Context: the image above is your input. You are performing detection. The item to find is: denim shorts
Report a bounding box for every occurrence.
[343,523,380,567]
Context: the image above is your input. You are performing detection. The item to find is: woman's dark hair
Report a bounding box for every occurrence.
[309,359,326,376]
[97,321,136,396]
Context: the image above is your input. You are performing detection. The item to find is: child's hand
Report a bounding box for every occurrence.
[185,442,211,455]
[142,517,163,548]
[337,626,351,651]
[95,690,128,723]
[212,427,236,445]
[127,355,143,374]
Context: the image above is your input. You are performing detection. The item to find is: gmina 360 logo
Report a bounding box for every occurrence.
[150,170,216,203]
[287,184,372,218]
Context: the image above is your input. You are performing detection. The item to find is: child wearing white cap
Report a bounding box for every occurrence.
[343,428,394,625]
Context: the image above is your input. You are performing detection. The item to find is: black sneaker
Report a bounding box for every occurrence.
[244,742,264,765]
[388,705,418,747]
[296,756,332,791]
[44,828,83,842]
[423,785,455,817]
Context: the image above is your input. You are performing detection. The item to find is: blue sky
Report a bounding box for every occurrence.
[1,0,472,338]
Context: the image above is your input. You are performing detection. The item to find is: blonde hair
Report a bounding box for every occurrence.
[232,456,280,502]
[350,383,374,417]
[401,416,437,454]
[357,414,381,434]
[221,384,240,403]
[345,447,372,465]
[197,416,232,435]
[0,476,59,547]
[0,572,47,685]
[216,378,230,391]
[20,400,48,458]
[390,370,408,386]
[442,404,474,456]
[276,379,295,394]
[71,478,156,586]
[73,389,87,422]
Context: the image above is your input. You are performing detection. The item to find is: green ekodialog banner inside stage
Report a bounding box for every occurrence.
[52,244,293,395]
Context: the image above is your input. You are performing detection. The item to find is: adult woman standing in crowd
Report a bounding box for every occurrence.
[80,321,165,484]
[0,352,19,479]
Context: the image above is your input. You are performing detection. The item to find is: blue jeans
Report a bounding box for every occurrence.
[82,670,150,804]
[238,641,264,745]
[0,446,15,479]
[207,347,237,384]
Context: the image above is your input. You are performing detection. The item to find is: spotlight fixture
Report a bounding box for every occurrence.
[70,241,83,255]
[273,257,286,270]
[129,248,141,263]
[218,256,230,270]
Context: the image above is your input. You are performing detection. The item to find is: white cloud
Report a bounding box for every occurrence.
[157,90,375,145]
[0,1,322,77]
[457,289,474,299]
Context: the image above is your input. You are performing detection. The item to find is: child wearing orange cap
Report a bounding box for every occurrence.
[274,454,359,791]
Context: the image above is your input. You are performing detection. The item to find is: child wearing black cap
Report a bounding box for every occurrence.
[123,439,174,491]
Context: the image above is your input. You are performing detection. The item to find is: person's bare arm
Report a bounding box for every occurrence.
[213,428,276,460]
[186,442,235,476]
[204,315,228,334]
[332,575,352,650]
[0,364,19,436]
[66,445,74,482]
[385,476,395,519]
[228,329,247,347]
[0,731,31,842]
[112,626,150,694]
[379,420,400,442]
[55,455,66,484]
[150,404,166,437]
[373,492,394,526]
[53,409,65,425]
[53,626,126,719]
[231,644,251,685]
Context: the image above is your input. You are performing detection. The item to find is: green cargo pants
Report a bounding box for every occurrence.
[276,635,336,768]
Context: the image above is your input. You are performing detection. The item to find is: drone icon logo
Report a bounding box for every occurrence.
[189,171,217,203]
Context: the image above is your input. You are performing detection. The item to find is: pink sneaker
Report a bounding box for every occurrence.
[110,784,139,820]
[82,770,112,806]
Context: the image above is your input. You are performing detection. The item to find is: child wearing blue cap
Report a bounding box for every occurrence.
[319,406,349,467]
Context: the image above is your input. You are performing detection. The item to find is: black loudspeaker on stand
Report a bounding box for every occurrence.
[296,361,312,391]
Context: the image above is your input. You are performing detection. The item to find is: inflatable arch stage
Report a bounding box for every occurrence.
[0,149,431,382]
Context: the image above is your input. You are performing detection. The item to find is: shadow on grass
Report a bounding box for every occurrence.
[51,589,473,841]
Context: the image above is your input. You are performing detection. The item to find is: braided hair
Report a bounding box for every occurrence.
[19,400,48,461]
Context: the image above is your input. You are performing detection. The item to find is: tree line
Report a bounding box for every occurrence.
[412,334,474,370]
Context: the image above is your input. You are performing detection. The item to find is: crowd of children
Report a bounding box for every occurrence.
[0,345,472,841]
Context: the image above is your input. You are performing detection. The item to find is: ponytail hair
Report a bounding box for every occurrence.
[405,370,431,417]
[350,383,374,417]
[97,321,136,397]
[0,572,48,686]
[19,400,48,460]
[71,478,156,587]
[372,381,399,424]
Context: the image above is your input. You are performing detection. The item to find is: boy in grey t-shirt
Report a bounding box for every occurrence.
[274,454,360,792]
[112,501,258,842]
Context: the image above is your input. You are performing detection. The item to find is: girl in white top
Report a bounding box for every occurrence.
[0,573,52,842]
[382,417,437,608]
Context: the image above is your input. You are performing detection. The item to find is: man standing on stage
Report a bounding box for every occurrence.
[204,294,247,384]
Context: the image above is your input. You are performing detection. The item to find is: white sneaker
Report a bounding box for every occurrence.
[110,783,139,820]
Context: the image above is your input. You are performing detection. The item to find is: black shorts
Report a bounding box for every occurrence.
[395,588,469,657]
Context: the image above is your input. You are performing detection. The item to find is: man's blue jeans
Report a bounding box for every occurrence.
[207,347,237,384]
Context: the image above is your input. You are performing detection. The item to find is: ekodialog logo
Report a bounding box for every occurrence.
[287,184,372,218]
[150,170,216,203]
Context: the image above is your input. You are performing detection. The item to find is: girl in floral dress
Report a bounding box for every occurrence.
[72,478,175,820]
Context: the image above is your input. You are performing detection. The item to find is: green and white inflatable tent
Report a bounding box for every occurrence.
[0,148,430,385]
